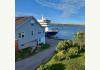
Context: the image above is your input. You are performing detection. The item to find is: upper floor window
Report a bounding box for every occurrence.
[18,32,24,39]
[31,23,34,26]
[30,20,35,26]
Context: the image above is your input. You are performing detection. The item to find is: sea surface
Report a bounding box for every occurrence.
[48,25,85,39]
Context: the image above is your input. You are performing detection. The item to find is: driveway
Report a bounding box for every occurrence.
[15,38,58,70]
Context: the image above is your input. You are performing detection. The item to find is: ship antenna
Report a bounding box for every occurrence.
[41,15,46,20]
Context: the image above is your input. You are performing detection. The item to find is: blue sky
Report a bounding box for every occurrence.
[16,0,85,24]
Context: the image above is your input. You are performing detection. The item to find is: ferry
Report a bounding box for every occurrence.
[38,16,58,37]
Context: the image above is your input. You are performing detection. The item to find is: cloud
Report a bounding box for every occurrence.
[35,0,85,17]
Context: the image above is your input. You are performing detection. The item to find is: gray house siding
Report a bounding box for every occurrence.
[16,18,45,49]
[37,27,45,44]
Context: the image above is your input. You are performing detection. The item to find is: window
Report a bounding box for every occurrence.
[32,30,34,35]
[18,33,21,38]
[21,44,24,46]
[30,20,35,26]
[18,32,24,38]
[31,23,34,26]
[39,38,41,42]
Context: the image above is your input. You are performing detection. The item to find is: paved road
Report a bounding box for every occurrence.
[15,39,58,70]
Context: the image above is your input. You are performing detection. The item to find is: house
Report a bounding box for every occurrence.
[15,16,45,50]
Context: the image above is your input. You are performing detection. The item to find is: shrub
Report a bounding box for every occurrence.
[15,47,34,61]
[66,40,73,47]
[37,63,65,70]
[53,51,66,61]
[39,43,50,49]
[68,47,79,58]
[56,40,69,51]
[37,65,49,70]
[22,47,32,53]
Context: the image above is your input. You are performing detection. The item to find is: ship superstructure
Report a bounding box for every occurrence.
[38,16,58,37]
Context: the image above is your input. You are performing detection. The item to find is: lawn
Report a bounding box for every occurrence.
[37,52,85,70]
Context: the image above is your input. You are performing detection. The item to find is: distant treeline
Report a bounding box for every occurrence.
[49,23,85,26]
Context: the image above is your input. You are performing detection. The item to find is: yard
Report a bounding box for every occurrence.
[36,32,85,70]
[36,51,85,70]
[15,43,50,61]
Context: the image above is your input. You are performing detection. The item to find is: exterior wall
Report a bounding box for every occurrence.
[15,18,45,49]
[15,40,20,51]
[37,28,45,44]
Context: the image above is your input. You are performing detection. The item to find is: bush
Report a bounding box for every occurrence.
[68,47,79,58]
[66,40,73,47]
[22,47,32,53]
[37,65,49,70]
[56,40,69,51]
[39,43,50,49]
[53,51,66,61]
[37,63,65,70]
[15,47,35,61]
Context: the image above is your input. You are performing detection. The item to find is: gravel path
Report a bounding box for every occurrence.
[15,38,58,70]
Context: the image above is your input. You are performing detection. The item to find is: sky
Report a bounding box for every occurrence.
[16,0,85,24]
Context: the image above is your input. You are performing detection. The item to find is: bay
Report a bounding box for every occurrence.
[48,25,85,39]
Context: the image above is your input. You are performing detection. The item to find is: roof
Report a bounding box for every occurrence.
[15,16,45,29]
[15,16,33,25]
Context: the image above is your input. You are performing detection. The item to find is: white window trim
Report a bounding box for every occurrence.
[18,32,25,39]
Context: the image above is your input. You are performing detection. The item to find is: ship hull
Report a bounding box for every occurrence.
[45,32,58,37]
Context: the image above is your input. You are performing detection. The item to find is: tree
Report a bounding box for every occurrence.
[73,32,85,51]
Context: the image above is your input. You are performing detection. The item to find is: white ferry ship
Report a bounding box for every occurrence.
[38,16,58,37]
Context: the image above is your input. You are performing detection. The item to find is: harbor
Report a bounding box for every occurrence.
[38,16,85,39]
[15,0,85,70]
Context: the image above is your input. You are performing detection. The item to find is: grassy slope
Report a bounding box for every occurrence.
[43,52,85,70]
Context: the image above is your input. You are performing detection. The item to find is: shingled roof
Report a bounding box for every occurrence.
[15,16,33,25]
[15,16,45,29]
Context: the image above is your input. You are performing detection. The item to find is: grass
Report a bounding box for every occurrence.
[37,32,85,70]
[15,43,50,62]
[36,52,85,70]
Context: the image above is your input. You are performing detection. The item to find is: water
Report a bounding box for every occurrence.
[48,25,85,39]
